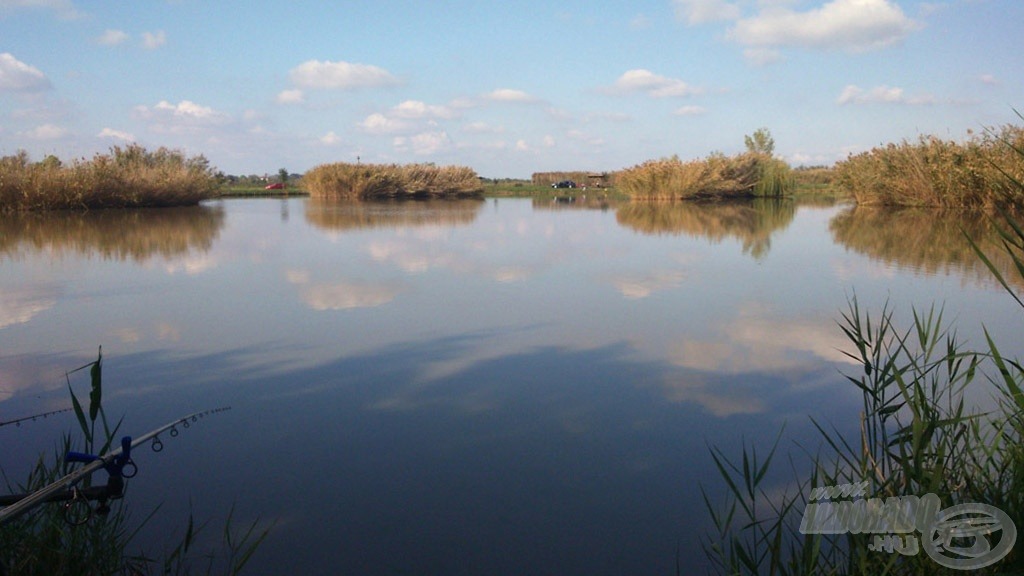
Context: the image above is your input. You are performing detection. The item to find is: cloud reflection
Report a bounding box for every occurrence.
[0,287,58,329]
[287,269,402,310]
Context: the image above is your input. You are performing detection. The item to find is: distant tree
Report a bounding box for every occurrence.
[278,168,289,186]
[744,128,775,156]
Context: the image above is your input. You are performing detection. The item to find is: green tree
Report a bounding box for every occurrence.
[744,128,775,156]
[278,168,289,186]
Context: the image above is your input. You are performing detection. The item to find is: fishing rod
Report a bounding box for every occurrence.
[0,406,231,526]
[0,407,73,429]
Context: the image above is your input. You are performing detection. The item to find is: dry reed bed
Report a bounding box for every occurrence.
[835,124,1024,210]
[0,145,219,211]
[304,162,483,200]
[615,152,791,200]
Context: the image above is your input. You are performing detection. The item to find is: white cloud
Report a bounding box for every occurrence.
[359,112,408,134]
[320,131,341,145]
[133,100,229,134]
[612,69,699,98]
[462,121,503,134]
[96,29,129,46]
[23,123,66,139]
[154,100,220,119]
[728,0,921,52]
[391,99,456,119]
[0,0,83,19]
[980,74,998,86]
[393,131,453,155]
[276,89,304,104]
[97,127,134,141]
[673,105,706,116]
[837,84,934,105]
[0,52,51,92]
[142,30,166,49]
[288,59,399,90]
[485,88,537,103]
[673,0,740,25]
[743,47,783,65]
[515,139,530,152]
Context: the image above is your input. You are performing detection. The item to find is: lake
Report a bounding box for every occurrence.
[1,196,1019,574]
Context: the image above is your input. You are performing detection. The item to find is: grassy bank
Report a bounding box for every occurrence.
[304,162,483,200]
[835,123,1024,210]
[0,146,219,211]
[616,152,792,200]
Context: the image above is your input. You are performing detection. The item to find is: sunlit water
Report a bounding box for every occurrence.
[1,197,1020,574]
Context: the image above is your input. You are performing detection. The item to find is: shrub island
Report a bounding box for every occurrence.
[304,162,484,200]
[0,145,219,211]
[615,129,794,201]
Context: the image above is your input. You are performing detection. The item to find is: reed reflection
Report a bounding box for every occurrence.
[304,198,484,231]
[615,198,796,258]
[829,206,1018,287]
[0,205,225,262]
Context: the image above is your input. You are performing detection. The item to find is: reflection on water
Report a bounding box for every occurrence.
[829,206,1019,288]
[1,198,1021,575]
[0,205,225,262]
[615,198,796,259]
[304,198,484,230]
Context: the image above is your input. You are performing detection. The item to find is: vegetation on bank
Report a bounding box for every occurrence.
[0,146,219,211]
[0,349,268,574]
[703,127,1024,575]
[304,162,483,200]
[835,123,1024,210]
[615,129,793,200]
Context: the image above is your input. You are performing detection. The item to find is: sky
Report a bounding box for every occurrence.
[0,0,1021,178]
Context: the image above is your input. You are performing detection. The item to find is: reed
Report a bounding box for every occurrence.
[0,145,220,211]
[702,120,1024,575]
[0,349,269,574]
[304,162,483,200]
[835,124,1024,210]
[616,152,792,200]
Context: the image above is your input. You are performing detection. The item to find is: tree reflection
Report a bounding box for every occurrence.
[615,198,796,259]
[0,206,225,262]
[304,198,484,231]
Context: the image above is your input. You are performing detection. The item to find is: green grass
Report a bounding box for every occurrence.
[0,145,219,211]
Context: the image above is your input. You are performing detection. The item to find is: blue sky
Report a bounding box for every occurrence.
[0,0,1020,178]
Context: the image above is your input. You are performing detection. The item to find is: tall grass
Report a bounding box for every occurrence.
[304,162,483,200]
[702,123,1024,575]
[835,124,1024,210]
[0,145,220,211]
[616,152,792,200]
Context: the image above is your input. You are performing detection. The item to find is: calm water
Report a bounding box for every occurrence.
[1,197,1020,574]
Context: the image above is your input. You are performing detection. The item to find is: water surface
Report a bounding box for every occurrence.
[1,197,1019,574]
